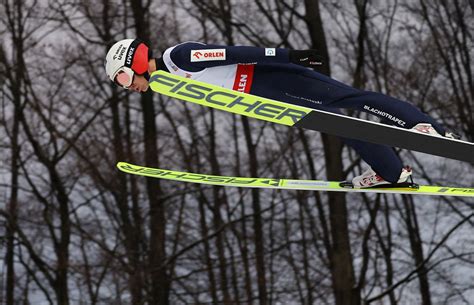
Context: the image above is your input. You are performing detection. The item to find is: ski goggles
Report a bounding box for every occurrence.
[113,66,135,89]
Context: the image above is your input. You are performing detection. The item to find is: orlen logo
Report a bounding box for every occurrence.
[192,51,203,59]
[236,74,248,92]
[191,49,226,62]
[233,65,255,93]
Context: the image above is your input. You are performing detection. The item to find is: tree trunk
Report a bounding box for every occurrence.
[5,3,23,301]
[208,109,232,304]
[129,1,170,303]
[241,117,268,305]
[303,0,359,304]
[110,93,144,304]
[402,196,432,305]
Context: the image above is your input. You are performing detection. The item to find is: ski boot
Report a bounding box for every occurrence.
[341,166,419,189]
[411,123,461,139]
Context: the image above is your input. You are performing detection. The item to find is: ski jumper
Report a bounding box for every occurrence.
[157,42,446,183]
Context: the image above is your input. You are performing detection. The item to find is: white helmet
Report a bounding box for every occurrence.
[105,38,150,87]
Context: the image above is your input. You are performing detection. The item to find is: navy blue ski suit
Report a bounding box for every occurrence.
[157,42,446,182]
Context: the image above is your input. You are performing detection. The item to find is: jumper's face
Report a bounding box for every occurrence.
[129,74,149,92]
[115,69,149,92]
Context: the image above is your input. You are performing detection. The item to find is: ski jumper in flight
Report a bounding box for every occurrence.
[105,39,456,188]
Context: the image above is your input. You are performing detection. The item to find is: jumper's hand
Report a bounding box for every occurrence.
[289,50,324,68]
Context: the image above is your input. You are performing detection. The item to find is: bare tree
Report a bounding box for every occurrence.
[1,0,473,304]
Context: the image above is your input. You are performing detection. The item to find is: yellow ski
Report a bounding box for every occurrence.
[149,70,474,163]
[117,162,474,197]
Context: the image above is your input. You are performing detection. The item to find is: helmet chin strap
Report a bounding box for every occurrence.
[140,49,154,81]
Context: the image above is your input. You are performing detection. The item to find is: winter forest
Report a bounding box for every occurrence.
[1,0,473,304]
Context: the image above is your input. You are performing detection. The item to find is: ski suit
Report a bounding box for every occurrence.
[156,42,446,183]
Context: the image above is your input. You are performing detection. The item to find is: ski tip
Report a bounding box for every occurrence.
[116,161,133,170]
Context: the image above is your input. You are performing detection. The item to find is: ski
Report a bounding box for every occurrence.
[117,162,474,197]
[149,71,474,163]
